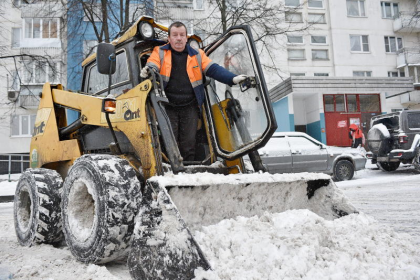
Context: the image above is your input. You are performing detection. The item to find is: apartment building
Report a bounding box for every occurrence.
[269,0,420,146]
[0,0,65,158]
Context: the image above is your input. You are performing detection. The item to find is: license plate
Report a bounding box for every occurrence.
[377,157,388,161]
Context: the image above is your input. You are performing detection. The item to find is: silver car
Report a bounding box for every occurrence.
[259,132,366,181]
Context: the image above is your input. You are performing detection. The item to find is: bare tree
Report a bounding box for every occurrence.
[65,0,152,89]
[154,0,316,82]
[0,0,65,128]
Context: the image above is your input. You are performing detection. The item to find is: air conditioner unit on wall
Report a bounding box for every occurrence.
[8,90,19,102]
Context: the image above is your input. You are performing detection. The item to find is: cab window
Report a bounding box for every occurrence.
[86,50,130,96]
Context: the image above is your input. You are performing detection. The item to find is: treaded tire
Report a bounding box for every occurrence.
[61,154,142,264]
[412,147,420,173]
[333,160,354,181]
[367,125,392,155]
[14,168,63,246]
[377,162,400,172]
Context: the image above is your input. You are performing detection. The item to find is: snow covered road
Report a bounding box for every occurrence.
[337,163,420,244]
[1,165,420,279]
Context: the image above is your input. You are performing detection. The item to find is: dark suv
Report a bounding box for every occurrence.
[367,110,420,171]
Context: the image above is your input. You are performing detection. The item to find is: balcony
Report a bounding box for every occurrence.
[394,12,420,33]
[397,48,420,68]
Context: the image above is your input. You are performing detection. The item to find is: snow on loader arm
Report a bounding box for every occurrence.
[13,17,358,280]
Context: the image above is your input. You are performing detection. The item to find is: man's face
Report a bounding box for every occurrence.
[168,26,187,52]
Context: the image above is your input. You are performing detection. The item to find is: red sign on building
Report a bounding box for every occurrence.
[337,120,347,128]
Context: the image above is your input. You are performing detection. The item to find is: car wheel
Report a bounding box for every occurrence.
[377,162,400,172]
[333,160,354,181]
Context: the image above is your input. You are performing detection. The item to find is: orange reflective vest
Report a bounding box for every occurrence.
[146,44,236,107]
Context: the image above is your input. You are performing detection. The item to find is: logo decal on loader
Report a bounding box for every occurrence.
[122,102,140,121]
[33,108,51,136]
[101,98,140,123]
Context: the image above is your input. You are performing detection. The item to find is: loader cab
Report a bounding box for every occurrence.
[79,18,276,173]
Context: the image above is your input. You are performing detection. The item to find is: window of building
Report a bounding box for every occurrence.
[324,95,345,112]
[311,35,327,44]
[314,73,329,76]
[87,50,130,94]
[194,0,204,10]
[353,71,372,77]
[308,0,323,8]
[346,0,365,17]
[12,28,21,48]
[360,95,380,112]
[287,35,304,44]
[24,18,58,39]
[291,73,305,76]
[347,95,358,112]
[312,49,328,60]
[335,95,345,111]
[308,13,326,23]
[384,36,403,53]
[285,12,303,22]
[324,94,380,113]
[388,70,405,77]
[288,49,305,60]
[11,114,36,137]
[285,0,300,7]
[226,0,244,8]
[350,35,369,52]
[324,95,334,112]
[381,2,399,18]
[22,60,60,84]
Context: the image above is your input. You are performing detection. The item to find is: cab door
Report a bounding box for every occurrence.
[203,26,277,160]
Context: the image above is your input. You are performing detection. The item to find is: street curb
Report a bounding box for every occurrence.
[0,196,14,203]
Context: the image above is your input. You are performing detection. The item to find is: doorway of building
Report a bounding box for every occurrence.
[324,94,381,147]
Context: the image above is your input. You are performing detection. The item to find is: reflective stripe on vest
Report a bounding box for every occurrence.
[158,47,204,87]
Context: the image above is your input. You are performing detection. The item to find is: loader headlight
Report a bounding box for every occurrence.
[188,38,200,51]
[139,22,154,40]
[102,97,117,114]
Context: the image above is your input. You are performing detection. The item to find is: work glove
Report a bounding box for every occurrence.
[232,74,247,85]
[140,66,150,78]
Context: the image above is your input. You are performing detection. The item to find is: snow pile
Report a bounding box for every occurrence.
[0,203,123,280]
[193,210,420,280]
[0,180,18,196]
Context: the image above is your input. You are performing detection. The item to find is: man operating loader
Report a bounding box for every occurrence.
[141,21,247,161]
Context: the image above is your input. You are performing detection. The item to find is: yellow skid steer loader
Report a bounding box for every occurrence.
[13,16,357,279]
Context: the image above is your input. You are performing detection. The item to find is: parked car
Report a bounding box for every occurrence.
[259,132,366,181]
[366,109,420,172]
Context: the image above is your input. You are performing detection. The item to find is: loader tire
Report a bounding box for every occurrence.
[333,160,354,181]
[14,168,63,246]
[377,161,400,172]
[61,154,141,264]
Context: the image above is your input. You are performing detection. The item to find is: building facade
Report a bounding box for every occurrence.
[0,0,65,155]
[270,0,420,145]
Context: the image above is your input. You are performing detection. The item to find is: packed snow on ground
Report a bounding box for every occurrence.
[0,174,21,196]
[1,170,420,279]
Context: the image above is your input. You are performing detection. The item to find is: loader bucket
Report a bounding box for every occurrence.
[128,172,357,280]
